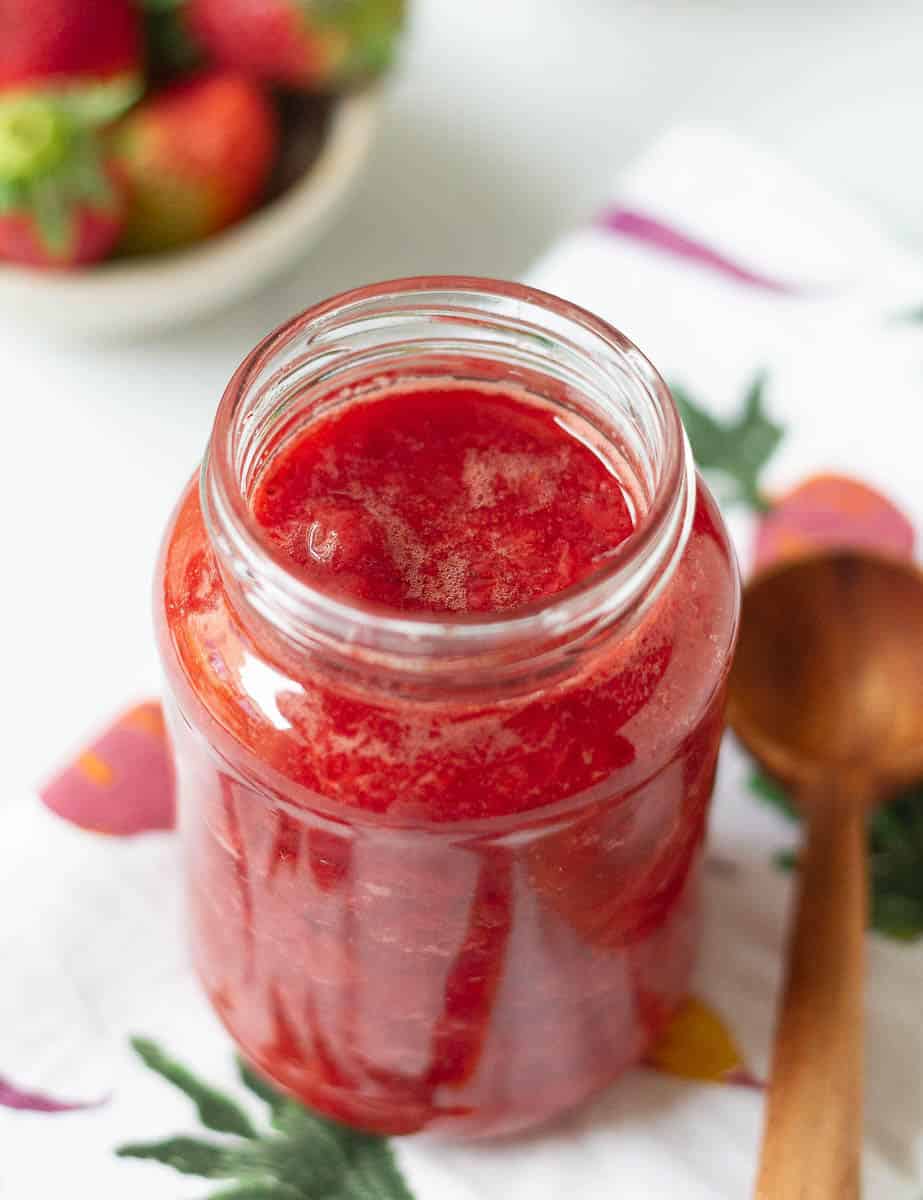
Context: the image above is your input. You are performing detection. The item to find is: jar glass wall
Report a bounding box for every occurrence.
[155,278,739,1138]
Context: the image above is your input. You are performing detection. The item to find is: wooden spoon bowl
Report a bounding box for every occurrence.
[727,550,923,1199]
[730,551,923,795]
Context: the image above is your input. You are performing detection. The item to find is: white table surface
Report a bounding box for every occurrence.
[6,0,923,793]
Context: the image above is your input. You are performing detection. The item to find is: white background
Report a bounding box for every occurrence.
[5,0,923,793]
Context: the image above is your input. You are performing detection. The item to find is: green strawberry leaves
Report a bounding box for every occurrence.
[751,771,923,941]
[671,372,783,511]
[117,1039,415,1200]
[50,76,143,126]
[314,0,408,79]
[30,180,73,254]
[0,99,74,182]
[0,95,118,257]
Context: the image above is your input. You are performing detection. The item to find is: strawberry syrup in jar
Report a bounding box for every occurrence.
[156,279,739,1138]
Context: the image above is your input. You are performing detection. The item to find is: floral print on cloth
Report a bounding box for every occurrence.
[6,126,923,1200]
[39,702,175,835]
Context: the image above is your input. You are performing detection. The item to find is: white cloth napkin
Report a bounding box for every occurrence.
[3,125,922,1199]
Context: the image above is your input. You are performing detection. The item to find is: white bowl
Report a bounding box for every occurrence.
[0,87,383,339]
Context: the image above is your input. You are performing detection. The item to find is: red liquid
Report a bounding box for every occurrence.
[158,380,738,1136]
[254,385,635,617]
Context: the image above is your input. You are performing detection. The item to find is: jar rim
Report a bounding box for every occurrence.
[203,276,695,681]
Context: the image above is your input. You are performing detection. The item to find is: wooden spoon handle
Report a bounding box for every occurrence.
[755,783,867,1200]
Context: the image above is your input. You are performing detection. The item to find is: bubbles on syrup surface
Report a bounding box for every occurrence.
[307,521,338,563]
[254,385,636,615]
[461,445,564,512]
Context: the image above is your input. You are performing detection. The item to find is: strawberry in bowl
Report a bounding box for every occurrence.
[0,95,124,267]
[0,0,389,333]
[186,0,407,91]
[0,0,143,122]
[109,69,278,253]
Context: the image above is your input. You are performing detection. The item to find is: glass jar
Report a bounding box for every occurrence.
[156,277,739,1139]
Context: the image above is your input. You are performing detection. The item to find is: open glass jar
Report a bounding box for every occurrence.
[155,278,739,1138]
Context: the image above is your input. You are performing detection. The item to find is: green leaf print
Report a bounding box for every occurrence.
[116,1135,238,1177]
[117,1044,416,1200]
[671,372,784,511]
[751,771,923,941]
[340,1136,415,1200]
[238,1058,288,1125]
[130,1037,258,1138]
[207,1186,304,1200]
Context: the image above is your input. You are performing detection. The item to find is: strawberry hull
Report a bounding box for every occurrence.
[0,0,142,121]
[0,97,125,268]
[0,197,123,267]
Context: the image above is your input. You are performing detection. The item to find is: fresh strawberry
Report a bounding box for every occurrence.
[0,0,142,123]
[0,95,124,267]
[186,0,406,92]
[110,71,278,253]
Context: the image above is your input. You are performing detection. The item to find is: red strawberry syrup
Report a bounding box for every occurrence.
[158,375,738,1137]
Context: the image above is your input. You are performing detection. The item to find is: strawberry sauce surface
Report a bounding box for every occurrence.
[252,384,635,613]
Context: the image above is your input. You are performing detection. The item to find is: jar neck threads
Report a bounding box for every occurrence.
[202,277,694,696]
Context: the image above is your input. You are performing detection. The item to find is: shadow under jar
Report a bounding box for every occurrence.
[155,277,740,1139]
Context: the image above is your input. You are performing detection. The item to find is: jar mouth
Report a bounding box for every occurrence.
[203,276,694,684]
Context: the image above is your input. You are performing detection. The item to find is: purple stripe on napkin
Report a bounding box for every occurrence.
[0,1075,105,1113]
[598,207,804,295]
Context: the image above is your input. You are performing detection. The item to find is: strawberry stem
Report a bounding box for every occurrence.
[0,98,74,184]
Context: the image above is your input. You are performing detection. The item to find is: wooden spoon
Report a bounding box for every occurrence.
[727,550,923,1199]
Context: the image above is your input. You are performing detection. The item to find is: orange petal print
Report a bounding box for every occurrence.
[75,750,115,787]
[644,996,762,1088]
[121,703,167,739]
[40,702,176,835]
[753,474,915,572]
